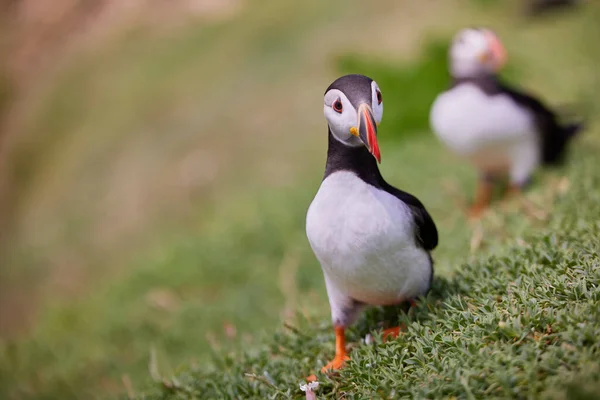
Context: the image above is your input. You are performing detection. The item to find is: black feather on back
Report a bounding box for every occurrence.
[496,80,583,165]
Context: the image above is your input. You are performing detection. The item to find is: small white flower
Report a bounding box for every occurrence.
[299,381,319,391]
[365,333,374,345]
[300,381,319,400]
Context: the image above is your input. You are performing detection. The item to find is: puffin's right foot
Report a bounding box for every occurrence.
[468,176,494,219]
[467,174,494,219]
[321,354,350,372]
[321,325,349,372]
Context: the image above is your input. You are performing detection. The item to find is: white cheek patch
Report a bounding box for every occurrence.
[324,89,359,145]
[458,32,489,60]
[451,31,491,77]
[371,81,383,125]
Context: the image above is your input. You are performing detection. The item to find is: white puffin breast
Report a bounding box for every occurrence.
[306,171,432,305]
[430,83,536,155]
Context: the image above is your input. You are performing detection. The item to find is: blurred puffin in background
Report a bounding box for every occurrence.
[306,74,438,372]
[430,28,583,218]
[525,0,587,17]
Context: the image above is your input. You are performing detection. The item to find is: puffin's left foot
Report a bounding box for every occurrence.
[381,299,417,341]
[382,324,407,342]
[500,183,522,210]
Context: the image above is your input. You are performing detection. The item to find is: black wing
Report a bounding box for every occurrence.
[383,183,438,251]
[497,79,558,124]
[497,79,583,164]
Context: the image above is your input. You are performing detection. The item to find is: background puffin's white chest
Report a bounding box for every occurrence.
[305,171,431,305]
[430,84,536,158]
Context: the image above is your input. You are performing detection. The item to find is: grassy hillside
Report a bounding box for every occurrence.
[139,139,600,399]
[0,0,599,399]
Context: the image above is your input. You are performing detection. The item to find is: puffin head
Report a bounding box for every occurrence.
[323,74,383,163]
[449,28,507,78]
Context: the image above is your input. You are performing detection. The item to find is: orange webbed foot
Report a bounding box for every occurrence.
[505,184,521,198]
[320,325,349,373]
[499,183,523,212]
[467,176,494,220]
[501,184,521,205]
[382,324,407,342]
[467,204,486,220]
[321,354,350,372]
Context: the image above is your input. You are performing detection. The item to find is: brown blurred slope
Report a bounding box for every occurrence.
[0,0,240,233]
[2,0,240,92]
[0,0,241,336]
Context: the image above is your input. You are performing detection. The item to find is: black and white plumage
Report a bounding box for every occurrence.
[306,74,438,372]
[430,28,583,216]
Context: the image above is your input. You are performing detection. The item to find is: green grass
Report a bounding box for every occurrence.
[135,139,600,399]
[1,1,599,399]
[0,189,323,399]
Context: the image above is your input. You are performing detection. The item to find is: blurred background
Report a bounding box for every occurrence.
[0,0,598,398]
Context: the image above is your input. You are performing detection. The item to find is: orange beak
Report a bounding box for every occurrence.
[357,103,381,163]
[483,30,507,71]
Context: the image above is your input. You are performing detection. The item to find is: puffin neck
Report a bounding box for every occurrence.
[451,74,501,95]
[323,129,384,187]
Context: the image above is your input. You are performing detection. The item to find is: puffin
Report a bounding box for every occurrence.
[306,74,438,372]
[430,28,583,217]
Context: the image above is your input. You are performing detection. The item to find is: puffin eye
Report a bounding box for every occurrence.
[376,90,382,105]
[332,98,343,113]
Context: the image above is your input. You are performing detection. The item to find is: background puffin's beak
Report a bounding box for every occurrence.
[483,30,507,70]
[357,103,381,163]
